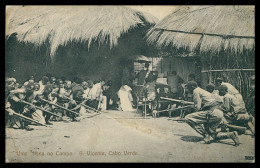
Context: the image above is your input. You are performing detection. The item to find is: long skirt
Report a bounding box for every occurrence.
[118,89,135,112]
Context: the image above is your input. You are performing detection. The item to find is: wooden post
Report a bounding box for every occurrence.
[144,98,147,118]
[209,53,213,83]
[161,57,163,74]
[152,57,153,71]
[170,57,172,71]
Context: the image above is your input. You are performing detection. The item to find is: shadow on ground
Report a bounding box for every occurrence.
[180,136,204,142]
[174,134,203,142]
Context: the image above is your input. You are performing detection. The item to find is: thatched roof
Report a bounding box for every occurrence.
[133,55,152,63]
[6,6,158,56]
[146,6,255,54]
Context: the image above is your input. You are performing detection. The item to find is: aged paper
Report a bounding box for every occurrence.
[5,5,255,163]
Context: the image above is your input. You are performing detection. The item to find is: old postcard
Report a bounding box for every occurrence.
[5,5,255,163]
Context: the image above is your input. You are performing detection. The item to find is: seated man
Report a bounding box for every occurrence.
[39,76,49,94]
[85,79,105,110]
[7,83,39,130]
[245,75,255,117]
[36,84,56,125]
[82,81,90,99]
[184,81,239,146]
[145,75,157,101]
[218,85,254,135]
[154,84,175,117]
[215,77,244,102]
[99,81,113,111]
[53,80,71,120]
[67,87,85,122]
[142,75,157,114]
[206,83,223,103]
[102,80,113,110]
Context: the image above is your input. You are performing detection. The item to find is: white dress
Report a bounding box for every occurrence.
[118,85,135,112]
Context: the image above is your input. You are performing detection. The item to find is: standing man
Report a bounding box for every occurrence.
[136,62,151,85]
[167,71,184,99]
[184,81,239,146]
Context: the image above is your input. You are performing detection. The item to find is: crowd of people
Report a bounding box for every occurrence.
[5,74,115,131]
[132,62,255,146]
[5,66,255,147]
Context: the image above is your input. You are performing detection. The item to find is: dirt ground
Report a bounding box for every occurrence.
[5,110,255,163]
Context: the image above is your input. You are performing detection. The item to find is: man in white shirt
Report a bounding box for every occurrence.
[184,81,239,146]
[82,81,90,99]
[215,77,244,102]
[218,85,254,135]
[38,76,49,94]
[206,83,223,103]
[86,79,105,110]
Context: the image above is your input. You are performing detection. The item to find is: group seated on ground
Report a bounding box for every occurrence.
[5,74,114,131]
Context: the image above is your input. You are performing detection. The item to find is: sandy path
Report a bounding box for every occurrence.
[5,110,255,162]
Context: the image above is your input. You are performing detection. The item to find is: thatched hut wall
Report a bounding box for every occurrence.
[51,26,153,91]
[200,50,255,98]
[6,34,50,82]
[6,23,155,95]
[6,6,158,92]
[146,6,255,99]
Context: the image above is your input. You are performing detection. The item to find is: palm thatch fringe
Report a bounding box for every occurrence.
[146,6,255,54]
[6,6,158,57]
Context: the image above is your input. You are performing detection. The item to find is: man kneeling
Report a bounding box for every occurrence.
[184,81,239,146]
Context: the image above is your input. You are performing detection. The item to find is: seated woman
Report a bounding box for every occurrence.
[118,81,135,112]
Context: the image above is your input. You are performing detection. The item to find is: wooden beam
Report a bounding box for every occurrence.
[153,28,255,39]
[201,69,255,73]
[160,97,194,105]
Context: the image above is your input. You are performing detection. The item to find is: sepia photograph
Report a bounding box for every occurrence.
[5,5,255,163]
